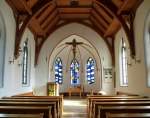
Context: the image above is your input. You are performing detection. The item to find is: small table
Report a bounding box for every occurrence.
[68,87,82,98]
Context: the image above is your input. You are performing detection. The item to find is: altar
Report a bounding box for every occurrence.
[68,85,82,98]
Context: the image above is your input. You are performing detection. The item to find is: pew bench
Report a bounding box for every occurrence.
[5,95,63,117]
[0,113,44,118]
[92,101,150,118]
[87,95,143,113]
[0,106,52,118]
[88,97,148,117]
[0,101,57,118]
[106,113,150,118]
[98,106,150,118]
[1,98,62,118]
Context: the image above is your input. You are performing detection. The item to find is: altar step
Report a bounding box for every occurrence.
[62,98,87,118]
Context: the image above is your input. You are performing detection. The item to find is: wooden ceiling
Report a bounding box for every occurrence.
[6,0,143,65]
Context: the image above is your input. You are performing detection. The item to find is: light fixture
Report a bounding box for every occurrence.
[18,60,22,66]
[8,57,14,64]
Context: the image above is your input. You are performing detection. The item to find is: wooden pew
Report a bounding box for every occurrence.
[0,106,52,118]
[92,101,150,118]
[89,98,150,118]
[6,95,63,117]
[106,113,150,118]
[0,101,57,118]
[87,96,145,117]
[98,106,150,118]
[0,113,44,118]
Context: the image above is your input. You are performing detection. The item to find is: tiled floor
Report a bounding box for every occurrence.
[62,97,87,118]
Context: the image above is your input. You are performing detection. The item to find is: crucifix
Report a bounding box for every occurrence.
[65,39,83,59]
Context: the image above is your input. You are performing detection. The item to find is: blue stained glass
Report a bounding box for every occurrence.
[86,57,95,84]
[55,57,63,84]
[70,59,80,86]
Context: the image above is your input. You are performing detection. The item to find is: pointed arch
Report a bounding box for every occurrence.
[0,11,6,88]
[120,38,128,86]
[22,39,29,85]
[70,59,80,86]
[54,57,63,84]
[86,57,95,84]
[144,11,150,87]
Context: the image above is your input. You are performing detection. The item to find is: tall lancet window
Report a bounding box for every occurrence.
[70,59,80,86]
[55,57,63,84]
[120,38,128,86]
[86,57,95,84]
[22,40,28,85]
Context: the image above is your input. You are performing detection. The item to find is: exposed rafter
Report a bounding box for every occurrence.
[6,0,143,65]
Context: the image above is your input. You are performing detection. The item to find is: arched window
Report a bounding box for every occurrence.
[0,14,5,88]
[86,57,95,84]
[70,59,80,86]
[120,38,128,86]
[55,57,63,84]
[144,13,150,87]
[22,40,28,85]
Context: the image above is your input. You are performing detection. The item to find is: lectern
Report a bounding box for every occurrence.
[47,82,59,96]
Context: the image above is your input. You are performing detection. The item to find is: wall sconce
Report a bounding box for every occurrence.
[135,58,141,64]
[8,57,14,64]
[18,62,22,66]
[127,62,132,66]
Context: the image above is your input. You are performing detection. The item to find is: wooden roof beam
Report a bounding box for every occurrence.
[19,0,32,15]
[58,8,91,14]
[60,13,90,19]
[26,0,38,9]
[45,16,60,33]
[41,10,58,29]
[56,0,92,6]
[96,0,136,57]
[104,18,121,37]
[90,16,106,33]
[93,3,113,24]
[13,0,52,59]
[37,4,56,24]
[91,10,109,29]
[29,18,46,36]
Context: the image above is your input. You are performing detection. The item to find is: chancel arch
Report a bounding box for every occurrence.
[35,23,114,95]
[48,34,103,94]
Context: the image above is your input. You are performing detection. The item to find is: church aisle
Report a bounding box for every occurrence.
[62,98,87,118]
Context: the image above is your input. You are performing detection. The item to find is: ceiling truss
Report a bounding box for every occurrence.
[6,0,143,65]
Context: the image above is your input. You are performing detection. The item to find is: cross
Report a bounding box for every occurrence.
[65,39,83,59]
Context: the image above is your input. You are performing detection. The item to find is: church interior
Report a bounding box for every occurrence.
[0,0,150,117]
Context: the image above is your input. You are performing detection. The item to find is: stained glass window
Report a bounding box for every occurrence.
[86,57,95,84]
[55,57,63,84]
[70,59,80,86]
[22,40,28,85]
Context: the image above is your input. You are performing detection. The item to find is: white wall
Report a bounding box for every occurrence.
[115,0,150,96]
[35,23,115,95]
[0,0,35,97]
